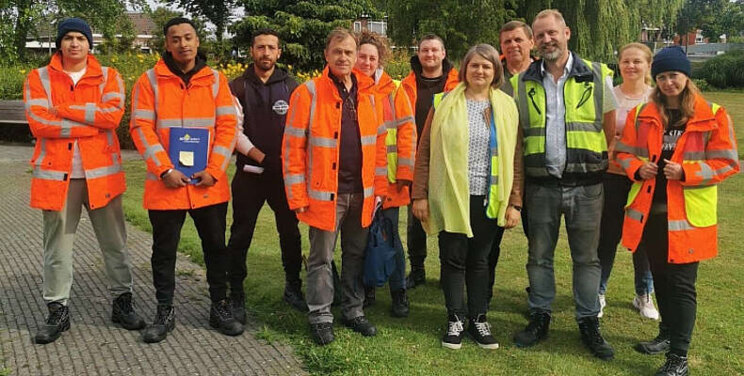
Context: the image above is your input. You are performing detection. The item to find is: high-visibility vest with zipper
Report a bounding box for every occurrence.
[615,97,739,263]
[129,59,238,210]
[510,54,613,184]
[282,67,388,231]
[376,71,416,209]
[24,53,126,211]
[400,67,459,119]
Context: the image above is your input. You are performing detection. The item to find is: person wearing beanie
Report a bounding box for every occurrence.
[24,16,145,344]
[615,46,739,375]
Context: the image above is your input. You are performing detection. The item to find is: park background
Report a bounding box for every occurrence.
[1,0,743,374]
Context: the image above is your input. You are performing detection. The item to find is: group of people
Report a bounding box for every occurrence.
[23,8,738,375]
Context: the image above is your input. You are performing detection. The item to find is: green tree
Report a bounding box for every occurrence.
[163,0,237,43]
[675,0,728,43]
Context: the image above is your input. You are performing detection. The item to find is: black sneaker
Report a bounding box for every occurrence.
[405,268,426,289]
[442,314,465,349]
[635,323,671,355]
[142,304,175,343]
[210,299,244,336]
[578,316,614,360]
[363,286,376,308]
[514,311,551,348]
[468,314,499,349]
[309,322,335,346]
[112,292,146,330]
[655,352,689,376]
[283,280,308,313]
[341,316,377,337]
[35,302,70,344]
[230,294,246,325]
[390,288,409,318]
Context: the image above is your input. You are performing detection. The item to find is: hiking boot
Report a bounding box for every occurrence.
[634,294,660,321]
[309,322,334,345]
[405,267,426,289]
[230,294,246,325]
[142,304,175,343]
[655,353,689,376]
[342,316,377,337]
[390,288,409,318]
[598,294,606,318]
[210,299,244,336]
[635,324,671,355]
[363,286,376,308]
[35,302,70,344]
[441,314,466,350]
[514,311,550,348]
[578,316,614,360]
[283,280,308,313]
[468,314,499,349]
[111,292,145,330]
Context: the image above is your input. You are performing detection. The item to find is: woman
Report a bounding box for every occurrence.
[411,44,523,350]
[354,31,416,318]
[597,42,658,320]
[616,46,738,375]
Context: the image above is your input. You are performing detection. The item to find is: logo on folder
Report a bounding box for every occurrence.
[179,133,202,144]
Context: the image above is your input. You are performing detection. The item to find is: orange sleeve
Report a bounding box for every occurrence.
[129,72,174,178]
[282,83,311,210]
[681,107,739,186]
[206,71,238,180]
[614,106,647,182]
[394,87,416,181]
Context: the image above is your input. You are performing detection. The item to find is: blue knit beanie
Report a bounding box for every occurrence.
[651,46,691,79]
[56,18,93,49]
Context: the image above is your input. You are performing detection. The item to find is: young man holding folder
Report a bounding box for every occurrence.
[129,17,240,343]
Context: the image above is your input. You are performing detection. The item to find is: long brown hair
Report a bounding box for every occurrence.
[650,76,701,128]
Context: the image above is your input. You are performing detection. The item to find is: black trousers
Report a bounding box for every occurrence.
[227,171,302,295]
[641,212,699,356]
[149,202,229,305]
[407,205,428,269]
[438,196,499,318]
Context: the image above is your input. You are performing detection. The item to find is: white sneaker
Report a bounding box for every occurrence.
[598,294,606,318]
[633,294,660,320]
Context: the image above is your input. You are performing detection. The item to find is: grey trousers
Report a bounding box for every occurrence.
[306,192,369,324]
[42,179,132,305]
[525,182,603,319]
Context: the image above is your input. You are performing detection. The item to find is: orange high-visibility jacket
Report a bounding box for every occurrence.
[282,67,388,231]
[376,71,416,209]
[129,59,238,210]
[400,67,459,118]
[24,53,126,211]
[615,96,739,263]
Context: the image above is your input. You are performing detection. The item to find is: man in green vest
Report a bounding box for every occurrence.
[510,9,617,360]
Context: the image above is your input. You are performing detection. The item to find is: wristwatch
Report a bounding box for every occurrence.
[510,204,522,212]
[160,168,173,179]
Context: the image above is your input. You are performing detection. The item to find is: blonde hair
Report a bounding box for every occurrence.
[357,30,390,66]
[459,44,504,89]
[618,42,653,85]
[533,9,566,28]
[650,77,701,128]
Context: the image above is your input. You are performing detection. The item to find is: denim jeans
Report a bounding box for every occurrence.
[597,173,654,296]
[525,182,603,319]
[381,207,406,292]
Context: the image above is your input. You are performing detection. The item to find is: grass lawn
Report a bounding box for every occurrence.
[120,91,744,375]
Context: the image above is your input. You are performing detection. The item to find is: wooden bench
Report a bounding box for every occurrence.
[0,100,27,125]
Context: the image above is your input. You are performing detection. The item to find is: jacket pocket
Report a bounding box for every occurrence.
[683,185,717,227]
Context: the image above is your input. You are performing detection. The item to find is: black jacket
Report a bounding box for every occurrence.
[229,65,298,174]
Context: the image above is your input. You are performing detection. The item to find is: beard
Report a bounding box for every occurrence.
[539,43,563,62]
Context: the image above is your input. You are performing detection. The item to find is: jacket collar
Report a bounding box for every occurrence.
[408,55,454,81]
[320,66,375,94]
[639,94,718,131]
[153,56,213,85]
[47,52,103,80]
[521,51,592,83]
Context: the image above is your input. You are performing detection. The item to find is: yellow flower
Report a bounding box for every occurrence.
[19,69,26,74]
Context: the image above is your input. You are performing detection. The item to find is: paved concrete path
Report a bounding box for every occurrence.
[0,145,306,376]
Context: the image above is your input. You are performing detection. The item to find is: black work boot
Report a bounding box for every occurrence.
[284,279,308,312]
[655,352,689,376]
[514,311,551,348]
[405,267,426,289]
[635,323,671,355]
[578,316,615,360]
[112,292,146,330]
[210,299,244,336]
[309,322,335,346]
[230,293,246,325]
[390,288,409,318]
[363,286,376,308]
[142,304,175,343]
[341,316,377,337]
[468,314,499,349]
[35,302,70,344]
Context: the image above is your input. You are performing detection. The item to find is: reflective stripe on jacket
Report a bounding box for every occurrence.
[282,67,388,231]
[24,53,126,211]
[615,96,739,263]
[129,59,238,210]
[511,54,613,185]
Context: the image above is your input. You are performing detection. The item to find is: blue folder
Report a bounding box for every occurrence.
[168,127,210,184]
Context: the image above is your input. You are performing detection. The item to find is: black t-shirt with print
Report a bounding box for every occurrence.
[653,109,686,204]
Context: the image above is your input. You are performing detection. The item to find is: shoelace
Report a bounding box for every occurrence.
[474,321,492,337]
[581,321,604,345]
[155,307,172,325]
[116,295,134,314]
[660,355,685,372]
[214,301,232,319]
[526,317,546,334]
[447,320,464,336]
[47,306,66,325]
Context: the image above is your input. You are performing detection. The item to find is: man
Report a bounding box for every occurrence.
[400,34,459,289]
[23,17,145,344]
[283,28,388,345]
[130,17,240,343]
[510,10,617,360]
[226,29,305,319]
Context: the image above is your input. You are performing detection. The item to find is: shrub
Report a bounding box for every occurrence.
[698,49,744,89]
[693,78,711,92]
